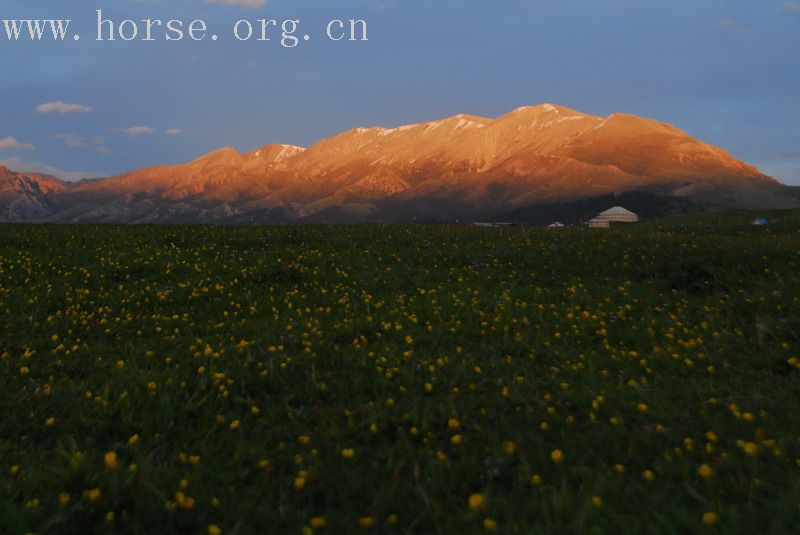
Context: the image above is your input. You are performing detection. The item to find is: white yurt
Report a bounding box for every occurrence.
[588,206,639,228]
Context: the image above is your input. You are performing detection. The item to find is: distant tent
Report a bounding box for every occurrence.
[548,221,565,228]
[588,206,639,228]
[752,218,768,226]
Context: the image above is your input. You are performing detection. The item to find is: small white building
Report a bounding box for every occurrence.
[588,206,639,228]
[547,221,565,229]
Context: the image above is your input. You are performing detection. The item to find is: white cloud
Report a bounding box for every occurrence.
[0,137,35,151]
[206,0,267,8]
[0,156,104,181]
[36,101,92,115]
[122,126,155,136]
[165,128,182,136]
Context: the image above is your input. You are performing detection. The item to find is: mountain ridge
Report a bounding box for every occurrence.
[1,104,797,223]
[0,166,69,221]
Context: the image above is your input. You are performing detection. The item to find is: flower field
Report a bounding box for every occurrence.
[1,217,799,534]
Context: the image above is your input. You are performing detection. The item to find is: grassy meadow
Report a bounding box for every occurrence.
[1,214,799,534]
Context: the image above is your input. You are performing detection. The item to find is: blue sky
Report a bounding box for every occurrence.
[0,0,798,183]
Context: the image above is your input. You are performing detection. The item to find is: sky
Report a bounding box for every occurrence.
[0,0,798,183]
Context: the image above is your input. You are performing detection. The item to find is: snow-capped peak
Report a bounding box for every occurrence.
[275,145,305,161]
[379,124,417,136]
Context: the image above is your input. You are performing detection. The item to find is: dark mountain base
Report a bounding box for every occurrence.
[492,191,703,226]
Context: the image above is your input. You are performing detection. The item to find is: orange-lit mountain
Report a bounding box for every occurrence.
[9,104,800,223]
[0,165,68,221]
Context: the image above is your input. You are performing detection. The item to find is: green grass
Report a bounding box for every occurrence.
[0,220,799,534]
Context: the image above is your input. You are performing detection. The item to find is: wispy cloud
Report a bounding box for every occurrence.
[55,134,112,154]
[36,101,92,115]
[784,2,800,16]
[0,137,35,151]
[165,128,182,136]
[206,0,267,8]
[716,19,751,34]
[122,126,155,137]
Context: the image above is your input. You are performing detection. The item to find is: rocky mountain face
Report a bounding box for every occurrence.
[0,166,68,221]
[3,104,797,223]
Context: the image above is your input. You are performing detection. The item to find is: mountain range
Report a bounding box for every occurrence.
[2,104,797,224]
